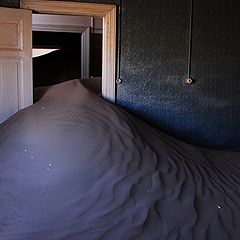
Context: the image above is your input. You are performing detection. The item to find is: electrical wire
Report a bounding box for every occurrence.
[187,0,193,79]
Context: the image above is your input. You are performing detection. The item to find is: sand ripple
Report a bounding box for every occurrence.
[0,80,239,240]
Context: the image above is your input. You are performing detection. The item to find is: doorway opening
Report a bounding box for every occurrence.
[21,0,117,102]
[31,14,103,102]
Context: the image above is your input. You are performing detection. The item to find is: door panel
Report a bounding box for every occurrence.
[0,21,23,50]
[0,58,19,121]
[0,7,32,123]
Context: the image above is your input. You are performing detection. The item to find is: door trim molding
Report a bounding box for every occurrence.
[32,14,91,79]
[81,27,90,79]
[21,0,117,102]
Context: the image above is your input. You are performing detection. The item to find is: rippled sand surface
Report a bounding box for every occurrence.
[0,80,240,240]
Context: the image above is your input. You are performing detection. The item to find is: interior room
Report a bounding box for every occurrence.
[33,31,82,87]
[0,0,239,239]
[32,13,103,101]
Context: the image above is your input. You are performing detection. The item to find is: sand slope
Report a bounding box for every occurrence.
[0,80,240,240]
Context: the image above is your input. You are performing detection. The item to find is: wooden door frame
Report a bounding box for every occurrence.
[32,14,92,79]
[21,0,117,102]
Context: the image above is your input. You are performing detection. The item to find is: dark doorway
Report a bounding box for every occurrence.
[33,31,82,88]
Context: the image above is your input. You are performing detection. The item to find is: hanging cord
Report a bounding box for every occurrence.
[185,0,194,84]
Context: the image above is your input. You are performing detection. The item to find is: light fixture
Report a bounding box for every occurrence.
[32,48,60,58]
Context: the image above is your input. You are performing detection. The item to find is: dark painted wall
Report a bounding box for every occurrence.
[118,0,191,142]
[118,0,240,150]
[0,0,19,8]
[190,0,240,149]
[2,0,240,150]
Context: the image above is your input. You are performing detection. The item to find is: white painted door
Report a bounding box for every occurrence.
[0,7,32,123]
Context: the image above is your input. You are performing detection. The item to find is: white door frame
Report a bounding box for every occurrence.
[32,14,92,79]
[21,0,117,102]
[80,27,90,79]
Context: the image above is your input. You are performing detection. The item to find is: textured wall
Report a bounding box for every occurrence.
[118,0,191,142]
[1,0,240,150]
[189,0,240,149]
[118,0,240,150]
[0,0,19,8]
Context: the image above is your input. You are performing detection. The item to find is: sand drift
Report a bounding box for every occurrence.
[0,80,240,240]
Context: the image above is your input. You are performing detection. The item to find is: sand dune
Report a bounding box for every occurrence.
[0,80,239,240]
